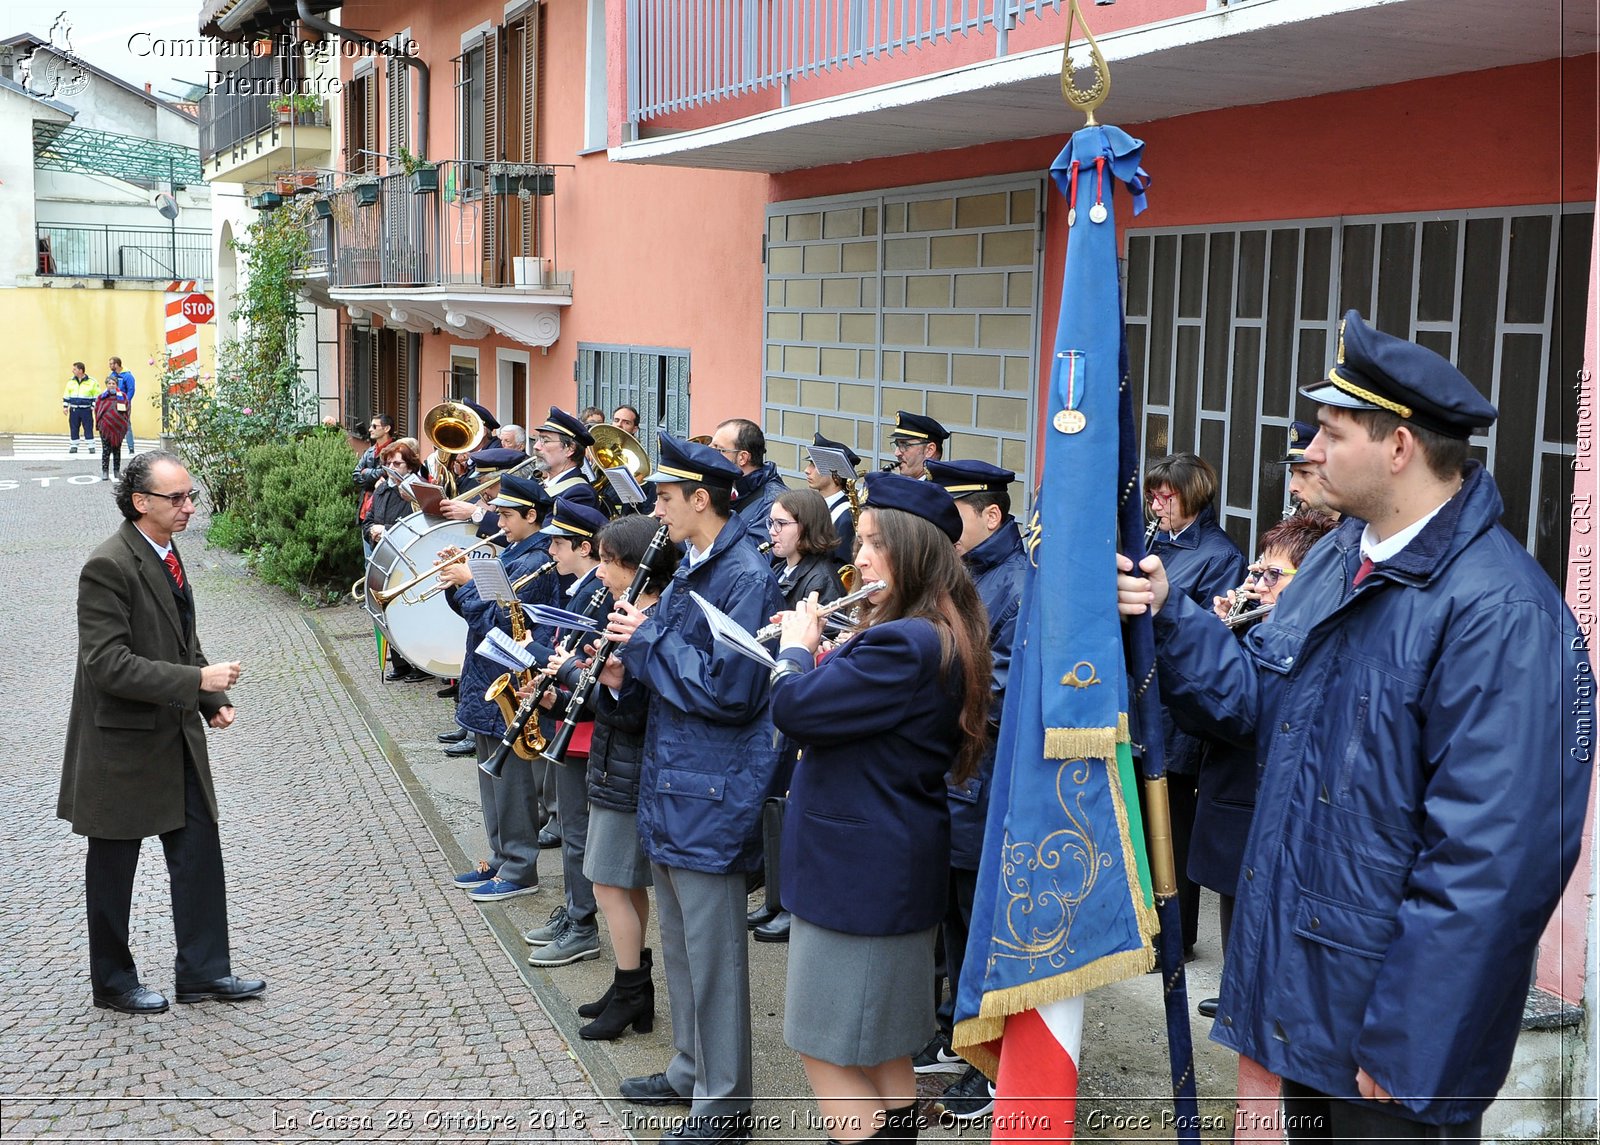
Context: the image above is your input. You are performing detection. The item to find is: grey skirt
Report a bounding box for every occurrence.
[784,916,937,1066]
[582,805,653,889]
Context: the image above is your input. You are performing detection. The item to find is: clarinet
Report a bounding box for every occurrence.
[540,524,675,765]
[481,584,611,777]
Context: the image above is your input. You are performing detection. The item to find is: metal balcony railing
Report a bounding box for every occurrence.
[37,223,213,280]
[626,0,1062,123]
[199,54,319,161]
[321,160,562,291]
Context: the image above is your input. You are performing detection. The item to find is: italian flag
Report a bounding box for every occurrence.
[990,996,1084,1143]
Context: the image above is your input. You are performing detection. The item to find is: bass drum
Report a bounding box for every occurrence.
[363,514,487,678]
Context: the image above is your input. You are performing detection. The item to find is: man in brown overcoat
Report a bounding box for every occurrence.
[59,451,265,1014]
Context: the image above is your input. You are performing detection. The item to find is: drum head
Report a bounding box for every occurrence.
[363,515,484,677]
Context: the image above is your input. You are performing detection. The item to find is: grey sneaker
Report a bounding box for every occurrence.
[524,905,570,947]
[527,918,600,967]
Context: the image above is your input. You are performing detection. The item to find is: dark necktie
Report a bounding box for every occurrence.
[1353,556,1374,587]
[164,550,185,590]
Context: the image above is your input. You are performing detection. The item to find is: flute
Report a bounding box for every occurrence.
[1223,600,1275,629]
[754,580,887,643]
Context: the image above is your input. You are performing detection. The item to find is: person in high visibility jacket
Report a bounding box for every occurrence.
[62,362,97,454]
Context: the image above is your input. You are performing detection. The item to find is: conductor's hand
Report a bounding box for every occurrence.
[777,592,825,654]
[437,499,475,522]
[605,600,646,645]
[200,661,241,692]
[1116,553,1170,618]
[208,705,236,730]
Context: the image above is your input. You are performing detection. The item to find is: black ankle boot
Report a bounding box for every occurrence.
[579,963,655,1040]
[578,947,650,1018]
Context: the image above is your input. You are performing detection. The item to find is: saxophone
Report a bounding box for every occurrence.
[484,599,545,760]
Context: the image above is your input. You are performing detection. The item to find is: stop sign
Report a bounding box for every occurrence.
[180,292,215,324]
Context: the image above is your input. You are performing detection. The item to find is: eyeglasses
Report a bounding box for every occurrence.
[138,488,200,507]
[1147,489,1176,506]
[766,517,797,533]
[1246,564,1296,588]
[890,440,926,453]
[713,446,740,458]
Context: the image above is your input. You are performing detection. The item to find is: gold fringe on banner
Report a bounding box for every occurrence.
[1043,726,1119,760]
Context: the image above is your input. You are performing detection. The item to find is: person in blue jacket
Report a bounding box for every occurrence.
[435,473,560,904]
[1144,450,1246,956]
[714,417,788,529]
[108,357,136,455]
[1118,311,1593,1139]
[601,433,784,1145]
[770,472,991,1145]
[919,458,1029,1119]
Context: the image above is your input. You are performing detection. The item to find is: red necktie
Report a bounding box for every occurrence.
[164,550,185,590]
[1353,557,1374,587]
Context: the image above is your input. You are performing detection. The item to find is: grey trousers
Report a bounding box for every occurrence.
[551,756,595,925]
[653,864,754,1116]
[475,734,541,888]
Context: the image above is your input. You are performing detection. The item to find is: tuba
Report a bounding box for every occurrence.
[423,401,488,497]
[587,423,654,515]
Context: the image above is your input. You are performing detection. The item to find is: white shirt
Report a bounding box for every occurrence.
[1359,494,1455,565]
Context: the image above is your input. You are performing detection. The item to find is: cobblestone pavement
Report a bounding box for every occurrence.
[0,454,1239,1144]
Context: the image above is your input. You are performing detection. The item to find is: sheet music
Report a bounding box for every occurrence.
[477,628,536,673]
[689,592,776,669]
[466,553,516,601]
[409,480,446,517]
[806,444,856,482]
[604,466,646,505]
[525,604,605,634]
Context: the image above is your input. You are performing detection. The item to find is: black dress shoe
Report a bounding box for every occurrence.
[93,985,168,1014]
[438,728,471,743]
[538,825,562,849]
[436,681,459,698]
[1197,997,1220,1019]
[746,904,779,930]
[444,738,477,757]
[753,910,791,943]
[175,975,267,1004]
[659,1111,753,1144]
[619,1071,691,1107]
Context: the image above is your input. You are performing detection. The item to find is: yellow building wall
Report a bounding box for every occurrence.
[0,286,216,438]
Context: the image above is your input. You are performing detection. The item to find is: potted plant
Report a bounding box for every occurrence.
[312,196,334,220]
[398,147,438,195]
[342,174,380,207]
[488,162,550,198]
[270,93,323,125]
[251,190,284,211]
[275,170,318,196]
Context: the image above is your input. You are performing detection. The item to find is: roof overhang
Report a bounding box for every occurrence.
[612,0,1598,173]
[201,0,340,41]
[329,287,573,349]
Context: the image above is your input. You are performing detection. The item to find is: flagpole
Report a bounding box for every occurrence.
[1062,2,1202,1138]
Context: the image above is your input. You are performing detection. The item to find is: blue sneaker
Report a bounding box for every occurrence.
[467,877,540,902]
[451,862,498,890]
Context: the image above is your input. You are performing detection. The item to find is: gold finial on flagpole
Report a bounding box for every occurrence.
[1061,0,1111,126]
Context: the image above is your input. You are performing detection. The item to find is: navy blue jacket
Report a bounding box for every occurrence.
[948,519,1028,870]
[772,618,964,935]
[446,534,558,737]
[1151,504,1246,775]
[1152,463,1591,1123]
[731,462,788,526]
[825,490,856,565]
[620,512,785,873]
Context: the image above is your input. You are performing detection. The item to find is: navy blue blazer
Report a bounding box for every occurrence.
[771,618,963,935]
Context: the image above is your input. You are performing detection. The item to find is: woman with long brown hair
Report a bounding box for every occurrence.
[769,472,990,1144]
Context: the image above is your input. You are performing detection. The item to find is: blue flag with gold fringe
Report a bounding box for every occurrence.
[952,125,1158,1090]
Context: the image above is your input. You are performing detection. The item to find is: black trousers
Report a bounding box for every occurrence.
[85,755,232,993]
[935,866,978,1037]
[1281,1080,1483,1143]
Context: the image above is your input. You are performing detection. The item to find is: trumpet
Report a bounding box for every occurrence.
[370,530,507,607]
[754,580,887,644]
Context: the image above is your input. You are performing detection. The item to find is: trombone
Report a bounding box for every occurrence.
[587,423,653,515]
[358,530,507,607]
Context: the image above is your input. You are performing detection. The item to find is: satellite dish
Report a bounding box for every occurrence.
[155,192,180,221]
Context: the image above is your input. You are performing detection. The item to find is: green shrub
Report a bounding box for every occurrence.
[206,507,252,552]
[243,428,362,593]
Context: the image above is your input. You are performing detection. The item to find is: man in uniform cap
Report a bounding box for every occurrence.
[1118,310,1591,1139]
[804,432,861,565]
[888,410,949,480]
[602,432,784,1144]
[1279,418,1338,520]
[916,460,1027,1113]
[534,407,596,500]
